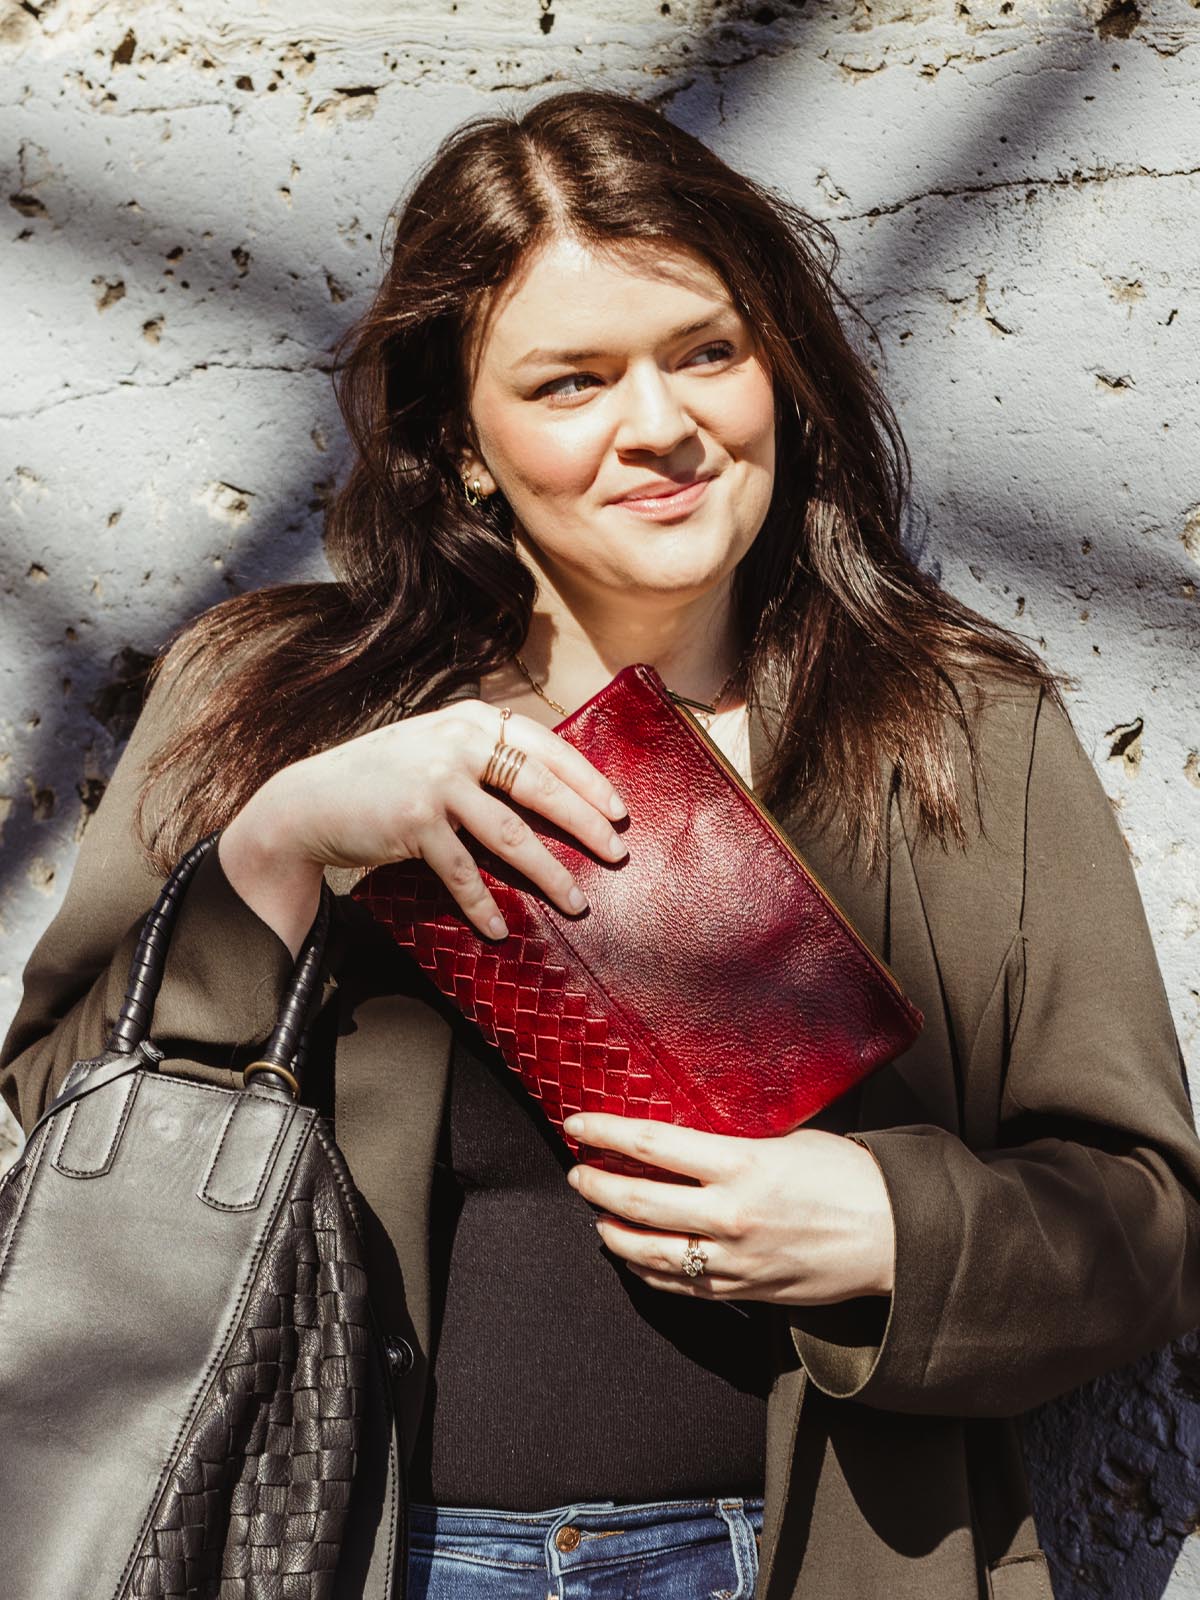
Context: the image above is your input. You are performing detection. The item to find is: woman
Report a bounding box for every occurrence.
[4,88,1199,1600]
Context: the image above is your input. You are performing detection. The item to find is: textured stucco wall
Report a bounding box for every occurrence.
[1,0,1198,1593]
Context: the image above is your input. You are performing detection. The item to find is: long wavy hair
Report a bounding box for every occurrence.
[136,87,1061,874]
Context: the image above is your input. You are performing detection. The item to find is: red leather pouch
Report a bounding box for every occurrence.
[351,663,922,1180]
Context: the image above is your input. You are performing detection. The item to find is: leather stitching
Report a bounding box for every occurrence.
[0,1121,52,1283]
[196,1092,292,1213]
[312,1117,366,1241]
[51,1072,141,1180]
[382,1336,398,1598]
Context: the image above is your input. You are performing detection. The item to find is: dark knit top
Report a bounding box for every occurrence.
[406,1013,772,1510]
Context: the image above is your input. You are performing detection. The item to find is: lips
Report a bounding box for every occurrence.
[611,473,715,504]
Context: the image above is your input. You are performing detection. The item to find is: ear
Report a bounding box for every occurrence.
[445,409,495,496]
[457,446,498,498]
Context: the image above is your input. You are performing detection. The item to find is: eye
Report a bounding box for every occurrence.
[534,342,737,403]
[687,340,735,365]
[536,371,601,401]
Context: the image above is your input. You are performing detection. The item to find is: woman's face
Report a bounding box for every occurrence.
[459,234,777,615]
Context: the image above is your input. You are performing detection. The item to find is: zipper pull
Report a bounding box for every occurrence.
[668,690,717,716]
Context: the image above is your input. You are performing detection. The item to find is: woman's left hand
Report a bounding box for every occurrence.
[562,1113,895,1305]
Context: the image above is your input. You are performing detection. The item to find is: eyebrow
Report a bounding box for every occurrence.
[513,312,735,370]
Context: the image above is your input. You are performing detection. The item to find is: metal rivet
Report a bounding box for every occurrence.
[554,1525,581,1553]
[385,1336,414,1378]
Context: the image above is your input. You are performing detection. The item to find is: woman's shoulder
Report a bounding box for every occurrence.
[131,581,364,756]
[896,659,1089,933]
[151,582,345,680]
[903,655,1139,966]
[892,661,1043,850]
[934,658,1085,837]
[945,657,1054,762]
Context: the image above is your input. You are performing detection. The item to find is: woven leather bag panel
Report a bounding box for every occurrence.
[355,869,692,1183]
[124,1124,370,1599]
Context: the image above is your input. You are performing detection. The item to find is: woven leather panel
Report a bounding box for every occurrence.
[355,870,690,1183]
[124,1121,370,1599]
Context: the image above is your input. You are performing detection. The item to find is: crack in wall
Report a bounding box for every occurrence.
[3,7,1200,1596]
[836,161,1200,221]
[0,358,334,422]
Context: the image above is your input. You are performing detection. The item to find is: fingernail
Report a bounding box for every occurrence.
[488,915,508,938]
[608,794,628,820]
[567,885,587,912]
[606,833,628,859]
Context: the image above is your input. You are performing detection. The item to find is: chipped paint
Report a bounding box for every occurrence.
[1107,716,1145,773]
[1,1,1198,1592]
[197,480,255,526]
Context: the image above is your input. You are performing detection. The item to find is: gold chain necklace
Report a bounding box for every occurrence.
[513,652,743,729]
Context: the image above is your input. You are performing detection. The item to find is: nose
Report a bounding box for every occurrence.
[613,361,699,457]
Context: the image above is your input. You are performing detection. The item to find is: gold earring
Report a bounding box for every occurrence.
[462,473,486,505]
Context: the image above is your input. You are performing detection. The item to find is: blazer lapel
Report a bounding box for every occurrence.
[748,689,892,1131]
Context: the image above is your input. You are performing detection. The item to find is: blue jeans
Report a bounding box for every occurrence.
[407,1495,765,1599]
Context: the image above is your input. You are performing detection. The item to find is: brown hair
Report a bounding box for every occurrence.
[136,87,1062,874]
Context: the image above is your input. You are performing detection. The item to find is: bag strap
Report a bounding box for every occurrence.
[21,1050,160,1160]
[107,830,333,1101]
[12,837,333,1171]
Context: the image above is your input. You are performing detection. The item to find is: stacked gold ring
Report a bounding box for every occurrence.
[481,706,527,795]
[681,1237,709,1279]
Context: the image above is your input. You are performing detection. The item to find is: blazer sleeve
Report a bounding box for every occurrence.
[789,688,1200,1417]
[1,648,303,1134]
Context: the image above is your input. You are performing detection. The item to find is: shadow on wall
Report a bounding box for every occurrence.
[1024,1330,1200,1599]
[2,4,1198,1594]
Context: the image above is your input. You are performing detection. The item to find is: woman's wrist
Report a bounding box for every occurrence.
[849,1138,896,1297]
[218,782,326,960]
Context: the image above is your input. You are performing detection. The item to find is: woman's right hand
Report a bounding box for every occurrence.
[217,699,629,958]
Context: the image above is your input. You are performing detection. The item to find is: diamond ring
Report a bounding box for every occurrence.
[681,1237,709,1279]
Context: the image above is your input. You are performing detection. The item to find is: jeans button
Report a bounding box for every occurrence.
[384,1335,414,1378]
[555,1526,581,1553]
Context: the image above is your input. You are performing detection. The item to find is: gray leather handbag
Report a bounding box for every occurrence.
[0,833,404,1600]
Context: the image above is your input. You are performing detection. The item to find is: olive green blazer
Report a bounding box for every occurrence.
[5,649,1200,1600]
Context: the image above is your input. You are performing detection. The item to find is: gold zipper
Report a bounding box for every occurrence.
[667,690,910,1002]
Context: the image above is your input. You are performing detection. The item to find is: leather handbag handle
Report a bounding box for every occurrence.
[106,831,333,1101]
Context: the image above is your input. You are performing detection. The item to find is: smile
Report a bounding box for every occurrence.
[612,476,714,520]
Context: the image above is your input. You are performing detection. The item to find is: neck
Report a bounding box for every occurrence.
[514,539,744,712]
